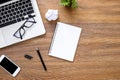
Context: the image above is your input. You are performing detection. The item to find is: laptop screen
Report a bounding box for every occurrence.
[0,0,12,4]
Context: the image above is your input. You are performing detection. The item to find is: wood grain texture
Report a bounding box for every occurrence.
[0,0,120,80]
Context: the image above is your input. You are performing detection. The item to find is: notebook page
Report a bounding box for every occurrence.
[49,22,82,61]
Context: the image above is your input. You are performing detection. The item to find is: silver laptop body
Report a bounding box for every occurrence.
[0,0,46,48]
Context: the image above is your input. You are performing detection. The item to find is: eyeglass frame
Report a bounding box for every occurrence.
[13,15,36,39]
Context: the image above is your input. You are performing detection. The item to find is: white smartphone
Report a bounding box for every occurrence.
[0,55,20,77]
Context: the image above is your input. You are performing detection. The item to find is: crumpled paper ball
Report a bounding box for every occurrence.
[45,9,58,21]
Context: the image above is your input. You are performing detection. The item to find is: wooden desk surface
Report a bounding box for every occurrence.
[0,0,120,80]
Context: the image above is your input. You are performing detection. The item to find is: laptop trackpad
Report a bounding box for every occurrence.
[2,22,24,45]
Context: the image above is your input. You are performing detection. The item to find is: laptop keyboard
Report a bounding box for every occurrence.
[0,0,35,28]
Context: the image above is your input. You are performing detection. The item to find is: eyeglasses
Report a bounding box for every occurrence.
[13,15,36,39]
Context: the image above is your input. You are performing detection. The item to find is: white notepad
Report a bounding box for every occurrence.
[49,22,82,61]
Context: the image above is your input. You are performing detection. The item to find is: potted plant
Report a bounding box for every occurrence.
[60,0,78,8]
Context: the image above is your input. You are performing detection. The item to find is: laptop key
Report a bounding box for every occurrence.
[21,17,25,21]
[17,18,22,22]
[6,14,9,17]
[9,17,12,20]
[2,20,5,23]
[27,7,33,11]
[6,18,9,22]
[27,10,34,15]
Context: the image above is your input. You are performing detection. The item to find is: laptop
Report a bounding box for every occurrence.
[0,0,46,48]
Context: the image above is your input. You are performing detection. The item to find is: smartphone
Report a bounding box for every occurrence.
[0,55,20,77]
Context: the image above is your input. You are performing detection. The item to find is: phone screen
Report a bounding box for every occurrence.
[0,57,18,74]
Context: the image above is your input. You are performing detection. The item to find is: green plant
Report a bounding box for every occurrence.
[60,0,78,8]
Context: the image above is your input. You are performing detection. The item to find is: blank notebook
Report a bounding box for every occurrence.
[49,22,82,61]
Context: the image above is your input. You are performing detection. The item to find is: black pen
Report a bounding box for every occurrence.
[36,48,47,71]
